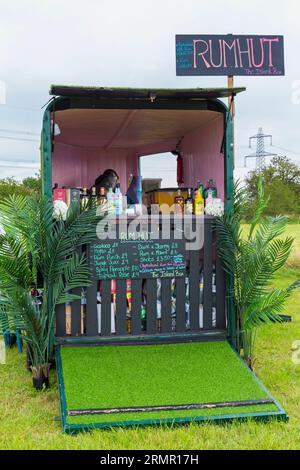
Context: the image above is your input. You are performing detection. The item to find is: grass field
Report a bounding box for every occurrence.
[0,225,299,449]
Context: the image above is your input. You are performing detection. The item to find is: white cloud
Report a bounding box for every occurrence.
[0,0,299,179]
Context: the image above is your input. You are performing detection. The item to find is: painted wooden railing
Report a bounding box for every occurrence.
[55,216,226,342]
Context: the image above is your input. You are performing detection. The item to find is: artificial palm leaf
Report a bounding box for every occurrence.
[215,177,299,368]
[0,194,103,387]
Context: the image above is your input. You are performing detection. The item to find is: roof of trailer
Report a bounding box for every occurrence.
[50,85,246,100]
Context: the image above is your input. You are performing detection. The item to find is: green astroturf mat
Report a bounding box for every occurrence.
[57,341,286,431]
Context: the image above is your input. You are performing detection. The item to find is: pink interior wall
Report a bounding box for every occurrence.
[52,142,137,191]
[51,112,225,198]
[179,115,225,199]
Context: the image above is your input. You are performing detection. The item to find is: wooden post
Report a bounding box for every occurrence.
[227,75,235,167]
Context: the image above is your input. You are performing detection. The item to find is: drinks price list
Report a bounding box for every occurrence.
[90,238,186,280]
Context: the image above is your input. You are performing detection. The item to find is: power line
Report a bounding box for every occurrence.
[0,104,41,112]
[0,135,39,143]
[0,128,40,137]
[272,145,300,156]
[0,158,39,163]
[0,162,39,169]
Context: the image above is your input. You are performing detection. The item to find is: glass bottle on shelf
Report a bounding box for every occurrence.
[107,186,116,215]
[194,182,205,215]
[80,187,89,211]
[91,186,97,207]
[174,189,184,214]
[204,179,217,199]
[184,188,194,215]
[97,187,107,208]
[114,183,123,216]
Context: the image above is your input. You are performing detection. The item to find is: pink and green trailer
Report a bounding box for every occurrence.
[40,86,287,432]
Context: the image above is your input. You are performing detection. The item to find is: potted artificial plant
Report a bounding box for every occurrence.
[0,195,102,389]
[215,178,300,369]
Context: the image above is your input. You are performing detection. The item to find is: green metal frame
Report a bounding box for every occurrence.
[56,330,227,347]
[224,110,236,346]
[55,342,287,434]
[41,109,52,199]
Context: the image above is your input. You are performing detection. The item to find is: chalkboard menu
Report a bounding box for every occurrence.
[176,34,284,76]
[90,239,186,280]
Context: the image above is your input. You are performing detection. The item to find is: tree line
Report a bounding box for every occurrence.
[244,156,300,220]
[0,156,299,220]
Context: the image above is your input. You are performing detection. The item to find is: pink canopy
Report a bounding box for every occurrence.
[51,107,225,198]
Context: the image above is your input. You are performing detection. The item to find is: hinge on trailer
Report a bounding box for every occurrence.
[220,93,235,155]
[149,92,157,102]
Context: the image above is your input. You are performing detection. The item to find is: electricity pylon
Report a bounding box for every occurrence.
[244,127,277,173]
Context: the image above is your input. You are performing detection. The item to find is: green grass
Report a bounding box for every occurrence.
[0,224,299,449]
[60,342,278,427]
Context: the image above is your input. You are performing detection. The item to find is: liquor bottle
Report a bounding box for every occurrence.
[206,190,214,208]
[91,186,97,207]
[174,189,184,214]
[80,187,89,211]
[204,179,217,199]
[70,188,81,211]
[194,183,205,215]
[66,189,72,207]
[107,186,115,215]
[97,187,107,207]
[114,183,123,216]
[184,188,194,215]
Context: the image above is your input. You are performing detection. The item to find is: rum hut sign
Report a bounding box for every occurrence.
[176,34,284,76]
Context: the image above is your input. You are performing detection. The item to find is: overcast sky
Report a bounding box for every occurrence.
[0,0,299,182]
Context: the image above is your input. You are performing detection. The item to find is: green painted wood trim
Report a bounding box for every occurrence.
[55,330,227,347]
[224,110,236,346]
[228,341,288,418]
[41,109,52,198]
[63,408,287,434]
[50,84,246,99]
[225,110,234,210]
[55,347,68,432]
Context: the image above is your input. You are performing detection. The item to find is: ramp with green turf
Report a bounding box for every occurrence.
[56,341,287,432]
